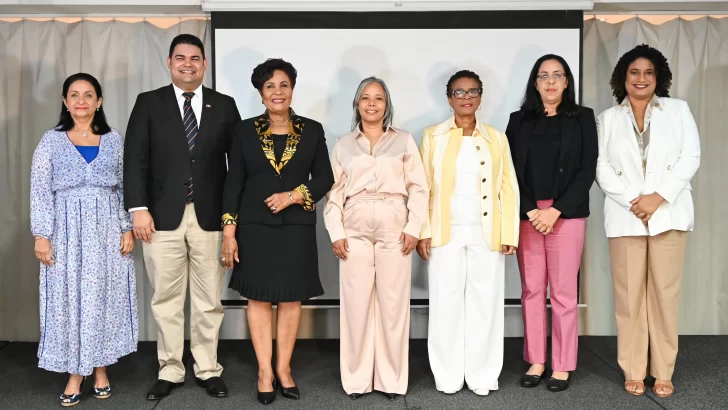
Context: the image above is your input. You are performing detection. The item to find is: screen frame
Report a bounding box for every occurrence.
[211,10,584,307]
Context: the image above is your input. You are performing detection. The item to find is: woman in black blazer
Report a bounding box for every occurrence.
[505,54,598,392]
[220,58,335,405]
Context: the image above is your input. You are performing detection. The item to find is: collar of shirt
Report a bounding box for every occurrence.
[173,83,203,103]
[620,94,661,112]
[351,124,397,140]
[436,115,491,142]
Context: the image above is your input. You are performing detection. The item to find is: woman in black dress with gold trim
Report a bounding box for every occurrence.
[220,58,334,405]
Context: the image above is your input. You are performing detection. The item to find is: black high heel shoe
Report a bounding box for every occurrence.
[59,376,86,407]
[257,378,277,405]
[277,378,300,400]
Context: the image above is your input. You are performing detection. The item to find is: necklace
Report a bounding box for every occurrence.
[269,118,290,126]
[75,126,92,137]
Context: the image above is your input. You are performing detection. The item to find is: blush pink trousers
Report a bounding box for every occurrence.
[516,199,585,372]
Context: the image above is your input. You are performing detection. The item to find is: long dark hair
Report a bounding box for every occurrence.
[520,54,579,118]
[609,44,672,104]
[56,73,111,134]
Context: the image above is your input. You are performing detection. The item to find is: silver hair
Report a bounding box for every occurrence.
[351,76,394,131]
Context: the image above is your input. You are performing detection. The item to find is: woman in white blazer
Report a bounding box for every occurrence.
[595,44,700,399]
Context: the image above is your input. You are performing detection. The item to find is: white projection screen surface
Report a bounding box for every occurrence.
[212,11,583,305]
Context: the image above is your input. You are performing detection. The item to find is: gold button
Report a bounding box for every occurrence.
[483,212,488,216]
[482,178,486,182]
[480,161,485,165]
[476,146,481,150]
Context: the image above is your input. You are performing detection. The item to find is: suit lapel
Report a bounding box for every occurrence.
[255,108,305,175]
[163,85,186,138]
[162,85,190,158]
[559,115,574,166]
[195,87,216,154]
[517,117,534,179]
[645,106,666,171]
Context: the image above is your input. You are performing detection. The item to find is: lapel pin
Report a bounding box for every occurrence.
[206,104,212,108]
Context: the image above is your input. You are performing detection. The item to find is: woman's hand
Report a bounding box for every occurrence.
[333,239,349,261]
[400,233,417,256]
[264,192,297,214]
[221,235,238,269]
[630,193,664,223]
[416,239,432,261]
[531,207,561,234]
[34,237,53,266]
[120,231,135,256]
[502,245,516,255]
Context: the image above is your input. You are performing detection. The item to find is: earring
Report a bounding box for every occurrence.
[96,108,99,111]
[450,106,454,112]
[478,105,482,110]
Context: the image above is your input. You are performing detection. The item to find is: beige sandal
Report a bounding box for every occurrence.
[624,380,645,396]
[653,381,674,398]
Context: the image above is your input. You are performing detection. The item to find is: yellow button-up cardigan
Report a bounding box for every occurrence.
[419,116,520,251]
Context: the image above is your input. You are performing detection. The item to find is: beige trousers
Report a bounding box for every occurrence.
[339,193,412,395]
[608,230,687,381]
[143,203,225,382]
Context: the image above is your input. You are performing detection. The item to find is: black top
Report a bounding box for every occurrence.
[272,134,287,162]
[221,112,335,226]
[525,114,562,201]
[505,106,598,220]
[123,84,241,231]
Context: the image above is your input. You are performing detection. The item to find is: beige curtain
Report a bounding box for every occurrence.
[0,19,211,341]
[580,16,728,335]
[1,17,726,342]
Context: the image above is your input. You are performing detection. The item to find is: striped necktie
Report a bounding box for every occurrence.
[183,92,198,201]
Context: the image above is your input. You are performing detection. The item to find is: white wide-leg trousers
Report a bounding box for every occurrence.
[427,225,505,393]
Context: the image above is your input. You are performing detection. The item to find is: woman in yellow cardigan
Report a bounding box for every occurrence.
[416,70,520,395]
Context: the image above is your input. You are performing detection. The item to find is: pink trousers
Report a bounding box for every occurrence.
[516,199,585,372]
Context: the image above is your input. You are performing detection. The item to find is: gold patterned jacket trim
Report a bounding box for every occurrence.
[221,212,238,227]
[295,184,315,211]
[254,108,305,175]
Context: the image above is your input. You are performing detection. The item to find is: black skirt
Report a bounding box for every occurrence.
[229,224,324,303]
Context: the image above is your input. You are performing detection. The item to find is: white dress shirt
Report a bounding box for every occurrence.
[129,83,204,214]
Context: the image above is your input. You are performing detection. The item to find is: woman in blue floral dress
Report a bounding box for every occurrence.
[30,73,138,407]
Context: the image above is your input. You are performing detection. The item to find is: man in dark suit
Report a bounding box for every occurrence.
[124,34,240,400]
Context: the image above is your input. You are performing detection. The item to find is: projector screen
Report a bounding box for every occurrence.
[212,11,583,305]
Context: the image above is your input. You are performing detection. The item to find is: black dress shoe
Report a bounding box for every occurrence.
[195,376,228,398]
[257,378,277,405]
[546,375,570,392]
[349,393,365,400]
[277,380,300,400]
[381,392,398,400]
[520,373,543,388]
[146,380,183,401]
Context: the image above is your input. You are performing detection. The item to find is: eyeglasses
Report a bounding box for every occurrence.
[536,72,566,82]
[449,88,483,99]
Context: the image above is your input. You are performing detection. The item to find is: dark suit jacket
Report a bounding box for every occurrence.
[124,84,241,231]
[222,112,334,226]
[505,106,598,220]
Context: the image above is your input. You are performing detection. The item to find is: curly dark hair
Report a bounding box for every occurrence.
[609,44,672,104]
[446,70,482,96]
[251,58,297,92]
